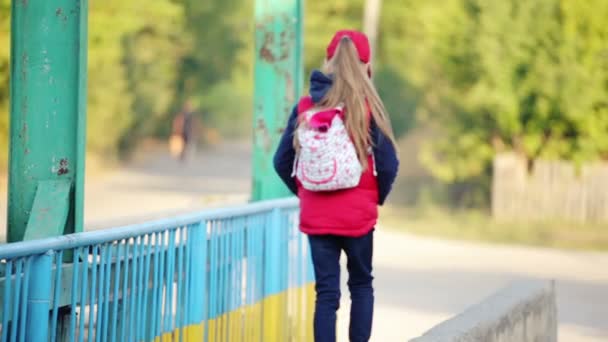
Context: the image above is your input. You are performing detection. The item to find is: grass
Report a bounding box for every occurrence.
[379,206,608,251]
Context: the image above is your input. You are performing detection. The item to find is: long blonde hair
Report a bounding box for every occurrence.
[295,37,396,170]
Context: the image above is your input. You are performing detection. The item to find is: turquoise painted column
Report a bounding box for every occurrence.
[8,0,88,242]
[252,0,304,201]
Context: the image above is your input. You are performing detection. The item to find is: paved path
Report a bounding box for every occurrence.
[339,229,608,341]
[1,142,607,341]
[81,142,252,230]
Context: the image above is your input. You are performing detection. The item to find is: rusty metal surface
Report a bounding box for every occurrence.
[252,1,303,201]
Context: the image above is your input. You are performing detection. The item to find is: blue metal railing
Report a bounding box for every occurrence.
[0,198,315,342]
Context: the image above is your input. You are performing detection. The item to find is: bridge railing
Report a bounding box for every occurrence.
[0,198,314,342]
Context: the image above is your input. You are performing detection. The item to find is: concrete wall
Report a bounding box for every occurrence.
[410,280,557,342]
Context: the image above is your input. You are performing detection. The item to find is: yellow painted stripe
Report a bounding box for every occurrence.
[208,317,217,342]
[152,283,315,341]
[218,311,225,342]
[262,291,289,342]
[286,283,315,342]
[230,308,243,341]
[153,322,204,342]
[252,300,262,341]
[306,283,316,342]
[186,323,205,341]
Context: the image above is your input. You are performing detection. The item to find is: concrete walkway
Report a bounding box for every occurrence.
[1,142,607,341]
[81,142,252,230]
[338,229,608,341]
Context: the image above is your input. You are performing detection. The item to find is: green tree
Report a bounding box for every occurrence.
[415,0,608,187]
[558,0,608,162]
[167,0,254,138]
[174,0,247,101]
[120,1,187,155]
[87,0,184,157]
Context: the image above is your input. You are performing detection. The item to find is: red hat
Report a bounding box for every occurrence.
[326,30,371,63]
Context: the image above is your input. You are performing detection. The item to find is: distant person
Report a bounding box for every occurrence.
[170,101,195,162]
[273,30,399,342]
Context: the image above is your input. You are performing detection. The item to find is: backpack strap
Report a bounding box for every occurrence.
[291,96,316,178]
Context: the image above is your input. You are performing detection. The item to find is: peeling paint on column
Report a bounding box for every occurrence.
[255,117,273,153]
[54,158,70,176]
[259,32,276,62]
[252,0,303,201]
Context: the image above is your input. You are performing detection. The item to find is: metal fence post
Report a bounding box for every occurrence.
[187,222,207,339]
[26,251,54,342]
[263,208,287,340]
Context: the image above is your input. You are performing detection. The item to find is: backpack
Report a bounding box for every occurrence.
[292,103,363,191]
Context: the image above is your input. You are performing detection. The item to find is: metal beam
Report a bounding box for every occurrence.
[8,0,88,242]
[252,0,304,201]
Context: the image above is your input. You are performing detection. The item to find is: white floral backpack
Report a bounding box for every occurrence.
[292,104,363,191]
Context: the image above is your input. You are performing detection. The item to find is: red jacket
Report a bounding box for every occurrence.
[295,96,379,237]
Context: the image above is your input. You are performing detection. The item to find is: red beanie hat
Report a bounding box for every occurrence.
[326,30,371,63]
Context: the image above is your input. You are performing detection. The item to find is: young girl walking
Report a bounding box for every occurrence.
[274,30,399,342]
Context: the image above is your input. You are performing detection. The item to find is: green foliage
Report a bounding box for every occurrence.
[87,1,136,156]
[174,0,251,103]
[411,0,608,185]
[201,80,253,138]
[375,65,418,138]
[0,0,10,167]
[119,1,187,155]
[87,1,185,157]
[165,0,254,139]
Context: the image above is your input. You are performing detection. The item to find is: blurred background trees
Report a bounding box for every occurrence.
[0,0,606,209]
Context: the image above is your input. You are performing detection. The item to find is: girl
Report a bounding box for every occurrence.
[274,30,399,342]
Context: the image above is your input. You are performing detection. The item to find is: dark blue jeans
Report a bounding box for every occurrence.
[308,230,374,342]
